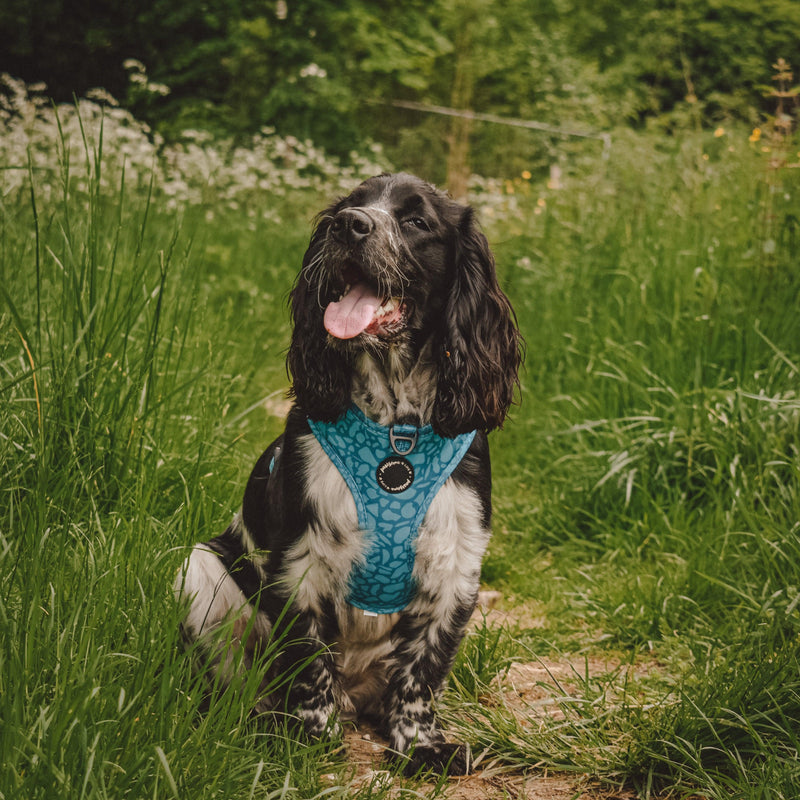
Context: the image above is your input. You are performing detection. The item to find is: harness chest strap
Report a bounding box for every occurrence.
[306,406,476,614]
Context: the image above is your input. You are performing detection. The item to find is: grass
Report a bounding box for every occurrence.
[1,115,799,798]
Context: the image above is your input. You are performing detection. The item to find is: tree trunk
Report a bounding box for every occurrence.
[445,8,476,200]
[445,113,473,201]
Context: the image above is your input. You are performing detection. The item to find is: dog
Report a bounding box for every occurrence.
[175,172,522,775]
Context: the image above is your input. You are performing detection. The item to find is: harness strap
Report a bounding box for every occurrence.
[307,406,476,614]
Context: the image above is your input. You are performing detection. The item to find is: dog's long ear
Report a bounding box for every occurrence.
[287,216,351,421]
[433,208,523,438]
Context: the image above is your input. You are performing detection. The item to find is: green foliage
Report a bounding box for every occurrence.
[3,0,799,170]
[481,124,800,793]
[563,0,800,124]
[449,615,520,700]
[0,111,362,800]
[2,93,800,796]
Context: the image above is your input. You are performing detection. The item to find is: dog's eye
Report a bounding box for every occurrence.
[403,217,431,232]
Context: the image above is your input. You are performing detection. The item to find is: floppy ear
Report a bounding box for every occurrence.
[433,208,523,438]
[287,215,351,421]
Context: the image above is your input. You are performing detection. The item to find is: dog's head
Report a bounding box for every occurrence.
[288,173,522,437]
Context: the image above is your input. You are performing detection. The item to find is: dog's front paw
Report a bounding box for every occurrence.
[295,705,341,740]
[388,742,472,777]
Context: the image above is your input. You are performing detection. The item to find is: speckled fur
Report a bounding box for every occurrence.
[175,173,522,776]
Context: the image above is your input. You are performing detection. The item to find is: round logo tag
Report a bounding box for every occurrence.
[376,456,415,494]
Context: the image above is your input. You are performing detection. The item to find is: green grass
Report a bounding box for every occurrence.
[1,121,799,798]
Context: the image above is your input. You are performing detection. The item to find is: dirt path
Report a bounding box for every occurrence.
[342,725,637,799]
[338,597,645,799]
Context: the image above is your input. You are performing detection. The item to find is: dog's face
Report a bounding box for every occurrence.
[289,173,522,437]
[312,173,461,351]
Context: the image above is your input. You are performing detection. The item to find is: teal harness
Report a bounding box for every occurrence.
[307,406,476,614]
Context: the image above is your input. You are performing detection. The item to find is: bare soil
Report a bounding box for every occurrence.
[342,725,638,799]
[338,597,648,799]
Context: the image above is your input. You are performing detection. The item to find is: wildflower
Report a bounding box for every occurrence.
[122,58,145,73]
[521,170,531,180]
[537,197,546,208]
[749,128,761,143]
[146,82,171,97]
[299,63,327,79]
[714,127,725,138]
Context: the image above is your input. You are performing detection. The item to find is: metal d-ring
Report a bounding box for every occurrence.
[389,425,418,456]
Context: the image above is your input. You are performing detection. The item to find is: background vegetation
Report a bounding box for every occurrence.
[1,4,799,799]
[3,0,800,182]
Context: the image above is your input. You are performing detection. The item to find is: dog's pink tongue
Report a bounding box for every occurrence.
[324,282,382,339]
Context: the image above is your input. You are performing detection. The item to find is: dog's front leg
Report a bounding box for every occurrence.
[383,605,473,775]
[275,606,341,739]
[289,652,340,738]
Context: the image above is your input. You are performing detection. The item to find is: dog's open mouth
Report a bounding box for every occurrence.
[324,265,407,340]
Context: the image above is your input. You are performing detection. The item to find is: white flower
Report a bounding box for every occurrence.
[299,63,327,79]
[122,59,145,73]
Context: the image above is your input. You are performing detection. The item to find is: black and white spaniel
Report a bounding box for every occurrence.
[176,172,522,775]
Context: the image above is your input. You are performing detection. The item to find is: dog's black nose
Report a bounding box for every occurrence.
[330,208,374,245]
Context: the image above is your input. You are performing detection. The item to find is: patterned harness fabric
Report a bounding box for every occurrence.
[307,406,476,614]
